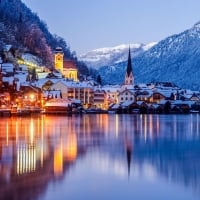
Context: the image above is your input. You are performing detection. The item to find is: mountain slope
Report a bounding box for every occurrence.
[98,22,200,89]
[0,0,88,75]
[79,43,156,69]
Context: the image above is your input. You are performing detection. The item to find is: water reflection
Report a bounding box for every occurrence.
[0,114,200,200]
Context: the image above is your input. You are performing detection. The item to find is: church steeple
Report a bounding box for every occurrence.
[125,47,134,85]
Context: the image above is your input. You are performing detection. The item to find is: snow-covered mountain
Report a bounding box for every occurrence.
[98,22,200,90]
[79,43,156,69]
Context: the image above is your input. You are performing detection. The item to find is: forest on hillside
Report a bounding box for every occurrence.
[0,0,88,75]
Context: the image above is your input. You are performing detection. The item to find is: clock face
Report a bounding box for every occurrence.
[56,54,62,61]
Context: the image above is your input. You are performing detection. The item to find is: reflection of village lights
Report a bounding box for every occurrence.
[16,120,18,144]
[6,121,9,146]
[144,115,147,141]
[54,143,63,176]
[140,114,143,136]
[149,115,153,139]
[17,144,36,175]
[197,114,199,136]
[40,116,44,167]
[190,114,194,136]
[30,119,34,144]
[156,115,160,134]
[64,133,77,162]
[115,115,119,138]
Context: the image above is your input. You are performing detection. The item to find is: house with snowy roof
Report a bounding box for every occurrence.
[50,80,94,108]
[93,88,106,109]
[102,85,120,106]
[118,88,135,104]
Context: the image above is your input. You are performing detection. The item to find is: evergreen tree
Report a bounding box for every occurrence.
[97,74,102,85]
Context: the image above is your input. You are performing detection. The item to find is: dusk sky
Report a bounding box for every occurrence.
[22,0,200,55]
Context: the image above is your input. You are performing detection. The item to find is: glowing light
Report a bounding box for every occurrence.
[54,144,63,176]
[17,144,36,175]
[64,133,77,162]
[6,121,9,146]
[115,115,119,138]
[30,119,34,144]
[30,94,35,101]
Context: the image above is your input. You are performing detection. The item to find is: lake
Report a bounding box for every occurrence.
[0,114,200,200]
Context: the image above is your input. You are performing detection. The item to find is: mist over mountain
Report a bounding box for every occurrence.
[97,22,200,90]
[0,0,88,75]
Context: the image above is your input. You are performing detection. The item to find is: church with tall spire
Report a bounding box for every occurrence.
[124,47,134,85]
[117,47,135,104]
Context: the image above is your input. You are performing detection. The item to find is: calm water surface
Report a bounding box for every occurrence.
[0,114,200,200]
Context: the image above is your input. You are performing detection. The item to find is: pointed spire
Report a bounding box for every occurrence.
[124,46,134,85]
[125,136,132,179]
[127,146,131,177]
[126,46,133,76]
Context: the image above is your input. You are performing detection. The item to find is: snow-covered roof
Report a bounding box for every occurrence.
[37,72,49,79]
[121,100,134,107]
[18,64,28,71]
[153,89,174,98]
[35,78,61,89]
[3,76,13,85]
[2,63,14,72]
[137,83,148,88]
[118,89,135,95]
[149,104,160,109]
[120,84,135,90]
[14,72,27,83]
[52,80,94,89]
[22,53,42,66]
[136,101,146,106]
[137,94,152,98]
[111,104,120,109]
[45,99,72,107]
[4,45,12,51]
[102,85,121,93]
[171,100,194,106]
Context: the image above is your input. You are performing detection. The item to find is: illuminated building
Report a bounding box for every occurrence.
[54,47,64,73]
[54,48,78,81]
[63,60,78,81]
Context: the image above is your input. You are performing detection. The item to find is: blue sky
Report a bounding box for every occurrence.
[22,0,200,55]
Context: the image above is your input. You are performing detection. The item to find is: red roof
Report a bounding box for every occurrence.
[63,60,77,69]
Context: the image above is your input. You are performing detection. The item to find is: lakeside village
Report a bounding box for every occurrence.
[0,46,200,116]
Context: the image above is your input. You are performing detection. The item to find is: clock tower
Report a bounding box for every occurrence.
[54,47,64,73]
